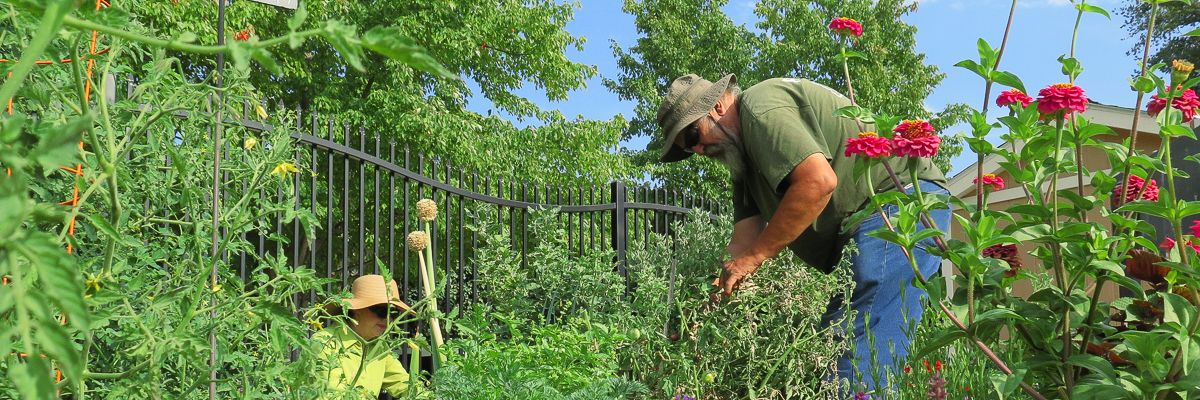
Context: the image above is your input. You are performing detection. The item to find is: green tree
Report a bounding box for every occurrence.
[121,0,636,186]
[1120,0,1200,73]
[606,0,966,200]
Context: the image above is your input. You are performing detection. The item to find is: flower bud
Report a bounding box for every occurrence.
[416,199,438,222]
[1172,59,1194,87]
[243,137,257,150]
[406,231,429,251]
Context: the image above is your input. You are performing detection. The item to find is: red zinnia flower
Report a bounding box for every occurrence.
[892,119,940,158]
[234,30,251,42]
[1037,83,1088,117]
[982,243,1023,277]
[828,17,863,38]
[903,365,912,374]
[1115,175,1159,203]
[996,89,1033,108]
[923,359,931,373]
[974,173,1005,191]
[845,131,892,158]
[1147,88,1200,123]
[935,359,942,371]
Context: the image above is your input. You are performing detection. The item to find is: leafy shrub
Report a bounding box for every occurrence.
[614,212,852,399]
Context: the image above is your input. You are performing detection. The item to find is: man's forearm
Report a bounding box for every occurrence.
[727,216,764,258]
[742,185,832,264]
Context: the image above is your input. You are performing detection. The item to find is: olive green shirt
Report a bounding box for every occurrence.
[732,78,946,272]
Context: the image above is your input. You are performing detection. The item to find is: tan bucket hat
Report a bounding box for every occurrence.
[656,73,737,163]
[326,274,414,316]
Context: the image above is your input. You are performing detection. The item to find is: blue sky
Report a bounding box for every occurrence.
[466,0,1144,176]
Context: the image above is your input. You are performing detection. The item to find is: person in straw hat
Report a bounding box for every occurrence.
[656,73,950,390]
[314,274,427,398]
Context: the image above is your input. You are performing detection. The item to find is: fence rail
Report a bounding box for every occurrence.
[199,104,725,315]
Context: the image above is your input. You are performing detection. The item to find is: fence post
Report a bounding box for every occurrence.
[610,181,629,295]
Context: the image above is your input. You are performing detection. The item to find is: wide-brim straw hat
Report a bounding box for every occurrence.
[656,73,737,163]
[325,274,414,316]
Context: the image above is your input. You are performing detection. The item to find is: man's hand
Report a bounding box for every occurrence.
[715,255,764,296]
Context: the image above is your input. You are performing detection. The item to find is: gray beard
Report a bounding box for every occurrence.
[705,135,747,180]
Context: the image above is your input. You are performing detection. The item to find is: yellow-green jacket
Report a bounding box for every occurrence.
[313,326,428,399]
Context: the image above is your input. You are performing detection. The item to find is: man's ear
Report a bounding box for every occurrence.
[713,101,726,116]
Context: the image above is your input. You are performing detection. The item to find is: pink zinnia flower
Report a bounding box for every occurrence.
[997,89,1033,108]
[1191,219,1200,238]
[1147,88,1200,123]
[828,17,863,38]
[974,173,1005,191]
[891,119,940,157]
[1116,175,1159,203]
[1037,83,1088,117]
[845,131,892,158]
[1161,237,1200,256]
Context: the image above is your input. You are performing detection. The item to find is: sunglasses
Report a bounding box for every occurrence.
[367,304,400,320]
[681,120,702,153]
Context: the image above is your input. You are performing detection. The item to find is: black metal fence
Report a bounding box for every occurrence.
[218,105,723,316]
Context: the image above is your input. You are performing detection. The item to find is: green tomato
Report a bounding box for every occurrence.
[703,372,716,383]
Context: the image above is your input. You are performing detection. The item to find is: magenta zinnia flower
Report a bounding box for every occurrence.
[853,392,870,400]
[891,119,940,158]
[1191,219,1200,238]
[982,243,1023,277]
[1147,88,1200,123]
[1116,175,1159,203]
[1037,83,1088,117]
[974,173,1005,191]
[828,17,863,38]
[845,131,892,158]
[996,89,1033,108]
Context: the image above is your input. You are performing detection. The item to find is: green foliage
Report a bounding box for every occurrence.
[852,1,1200,398]
[435,308,647,400]
[0,1,457,398]
[616,213,851,399]
[121,0,636,188]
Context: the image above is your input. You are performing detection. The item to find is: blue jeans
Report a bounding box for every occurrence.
[820,180,951,393]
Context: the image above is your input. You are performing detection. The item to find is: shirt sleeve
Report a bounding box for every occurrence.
[746,105,830,192]
[732,179,759,222]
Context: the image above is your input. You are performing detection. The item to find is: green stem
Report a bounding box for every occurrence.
[67,359,151,381]
[1162,121,1197,390]
[146,217,194,227]
[1116,2,1159,217]
[1069,3,1088,219]
[839,45,857,105]
[975,0,1018,214]
[7,249,36,356]
[61,15,323,55]
[0,1,72,108]
[1050,116,1074,395]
